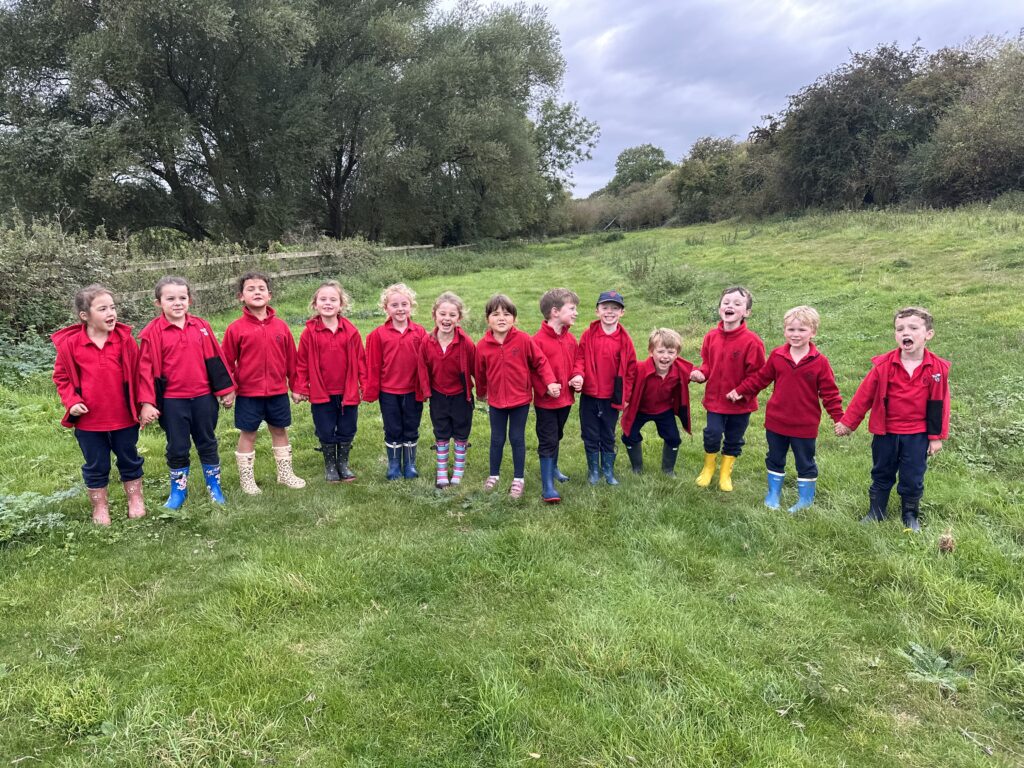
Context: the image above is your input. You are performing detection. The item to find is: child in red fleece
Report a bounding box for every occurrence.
[52,285,146,525]
[572,290,637,486]
[621,328,694,478]
[532,288,581,503]
[364,282,430,480]
[835,307,950,532]
[476,294,557,499]
[294,280,365,483]
[690,286,765,492]
[422,291,475,489]
[727,306,843,513]
[138,276,236,509]
[222,272,305,495]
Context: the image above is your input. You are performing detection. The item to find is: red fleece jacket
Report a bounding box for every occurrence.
[532,322,578,409]
[621,356,694,436]
[51,322,140,429]
[573,320,637,409]
[137,313,235,405]
[294,316,366,405]
[422,327,476,401]
[222,306,297,397]
[476,326,555,409]
[696,321,765,414]
[364,320,430,402]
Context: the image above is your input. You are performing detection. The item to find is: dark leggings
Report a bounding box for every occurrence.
[488,404,529,477]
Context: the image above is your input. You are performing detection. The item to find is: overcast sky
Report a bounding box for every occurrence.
[500,0,1022,196]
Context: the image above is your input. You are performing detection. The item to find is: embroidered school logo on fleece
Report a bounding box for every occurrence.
[200,327,209,337]
[931,373,942,383]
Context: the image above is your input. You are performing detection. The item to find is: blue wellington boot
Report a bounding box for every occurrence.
[553,448,569,483]
[586,452,601,485]
[164,467,190,510]
[764,471,785,509]
[601,452,619,486]
[540,457,561,503]
[787,477,816,514]
[402,443,419,479]
[385,443,402,480]
[202,463,226,505]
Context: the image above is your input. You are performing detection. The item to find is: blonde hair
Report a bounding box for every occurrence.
[378,282,417,314]
[895,306,933,330]
[432,291,466,320]
[309,280,352,316]
[783,305,820,332]
[648,327,682,352]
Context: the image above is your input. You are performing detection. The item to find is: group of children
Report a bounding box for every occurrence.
[52,276,950,533]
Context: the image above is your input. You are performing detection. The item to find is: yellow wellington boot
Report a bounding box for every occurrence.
[719,455,737,492]
[695,452,718,487]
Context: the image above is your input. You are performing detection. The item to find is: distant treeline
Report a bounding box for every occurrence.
[571,39,1024,232]
[0,0,598,246]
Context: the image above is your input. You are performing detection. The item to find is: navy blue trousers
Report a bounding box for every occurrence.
[703,411,751,456]
[311,398,359,444]
[622,409,681,448]
[579,394,619,454]
[765,429,818,478]
[871,432,928,500]
[75,426,144,488]
[489,404,529,476]
[160,395,219,469]
[535,405,571,457]
[379,392,422,445]
[429,390,473,442]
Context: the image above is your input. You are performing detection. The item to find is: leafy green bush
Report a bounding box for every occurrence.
[0,487,77,544]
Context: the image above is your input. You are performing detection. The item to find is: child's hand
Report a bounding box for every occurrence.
[220,392,235,409]
[690,370,706,383]
[139,403,160,428]
[927,439,944,456]
[69,403,89,417]
[725,389,742,402]
[547,383,561,398]
[291,393,308,404]
[568,375,583,392]
[834,423,851,437]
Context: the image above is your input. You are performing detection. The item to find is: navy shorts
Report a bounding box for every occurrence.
[234,394,292,432]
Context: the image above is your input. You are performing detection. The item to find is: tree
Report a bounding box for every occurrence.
[606,144,673,194]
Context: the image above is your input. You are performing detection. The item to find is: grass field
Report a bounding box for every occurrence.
[2,209,1023,766]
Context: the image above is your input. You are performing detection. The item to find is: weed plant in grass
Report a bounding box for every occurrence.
[1,210,1023,766]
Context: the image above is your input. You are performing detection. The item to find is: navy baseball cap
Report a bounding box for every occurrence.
[597,290,625,307]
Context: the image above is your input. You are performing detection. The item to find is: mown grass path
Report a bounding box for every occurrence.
[2,211,1023,766]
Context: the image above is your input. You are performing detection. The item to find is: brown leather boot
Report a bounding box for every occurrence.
[88,487,111,526]
[123,479,146,519]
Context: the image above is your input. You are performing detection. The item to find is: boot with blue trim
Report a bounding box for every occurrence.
[202,463,226,505]
[788,477,816,514]
[553,448,569,483]
[402,442,419,479]
[164,466,190,510]
[385,442,402,480]
[764,471,785,509]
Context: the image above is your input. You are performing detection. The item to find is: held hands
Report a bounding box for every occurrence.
[834,423,852,437]
[219,392,235,409]
[568,375,583,392]
[139,403,160,428]
[690,370,706,383]
[547,383,561,398]
[927,439,944,456]
[69,402,89,417]
[725,389,743,402]
[291,393,309,404]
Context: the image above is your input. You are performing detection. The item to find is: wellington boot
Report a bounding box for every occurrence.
[718,455,737,492]
[900,495,922,533]
[123,478,146,520]
[586,452,601,485]
[601,452,619,486]
[385,443,402,480]
[661,444,678,477]
[435,440,450,488]
[625,443,644,474]
[553,448,569,483]
[88,487,110,526]
[860,489,888,524]
[788,478,816,514]
[402,443,419,480]
[695,452,717,487]
[164,467,190,510]
[235,451,262,495]
[202,463,226,505]
[540,457,561,503]
[322,443,341,483]
[273,445,306,489]
[451,441,468,485]
[336,442,356,482]
[764,471,784,509]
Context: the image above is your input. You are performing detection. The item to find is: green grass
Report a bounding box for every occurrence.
[2,209,1023,766]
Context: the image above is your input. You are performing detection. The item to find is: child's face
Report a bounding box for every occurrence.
[385,292,412,324]
[894,314,933,355]
[719,292,750,325]
[314,287,342,319]
[596,302,624,326]
[784,319,815,349]
[651,344,678,374]
[239,279,270,311]
[81,293,117,332]
[550,302,578,327]
[157,284,190,322]
[487,306,515,334]
[434,302,461,334]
